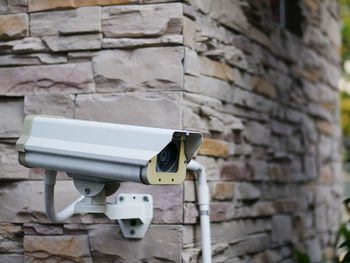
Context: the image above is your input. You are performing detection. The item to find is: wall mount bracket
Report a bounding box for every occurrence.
[73,178,153,239]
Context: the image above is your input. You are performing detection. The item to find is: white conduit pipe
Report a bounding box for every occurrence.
[187,160,212,263]
[44,170,84,223]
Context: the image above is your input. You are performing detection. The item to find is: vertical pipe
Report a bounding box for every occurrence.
[187,160,212,263]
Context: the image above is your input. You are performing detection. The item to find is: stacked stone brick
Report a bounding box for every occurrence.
[0,0,342,262]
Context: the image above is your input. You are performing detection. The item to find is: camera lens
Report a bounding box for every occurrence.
[157,141,179,172]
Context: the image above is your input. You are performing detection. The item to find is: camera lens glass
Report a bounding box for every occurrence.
[157,141,179,172]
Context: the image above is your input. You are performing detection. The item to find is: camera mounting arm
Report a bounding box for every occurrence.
[43,170,153,239]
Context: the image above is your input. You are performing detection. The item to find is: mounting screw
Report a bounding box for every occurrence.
[143,196,149,202]
[119,196,124,202]
[84,188,90,195]
[130,229,135,235]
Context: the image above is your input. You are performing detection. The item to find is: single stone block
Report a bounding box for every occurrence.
[212,182,235,201]
[102,3,182,37]
[92,47,183,92]
[12,37,47,52]
[0,63,95,96]
[101,35,183,48]
[0,13,28,40]
[88,224,182,262]
[0,254,24,263]
[28,0,140,12]
[0,0,27,14]
[235,182,261,200]
[271,215,292,245]
[30,7,101,37]
[43,34,102,52]
[24,235,92,262]
[252,76,277,98]
[75,92,182,129]
[198,138,230,157]
[0,143,30,180]
[23,223,63,235]
[0,98,24,138]
[0,54,41,66]
[24,94,75,118]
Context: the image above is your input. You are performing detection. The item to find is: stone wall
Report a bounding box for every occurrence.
[0,0,342,262]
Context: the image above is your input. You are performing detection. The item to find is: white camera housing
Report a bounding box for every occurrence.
[16,116,202,185]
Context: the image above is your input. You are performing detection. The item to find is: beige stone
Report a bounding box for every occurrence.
[0,63,95,96]
[0,13,28,40]
[0,224,22,235]
[0,99,24,138]
[92,47,183,92]
[316,120,335,136]
[102,3,182,37]
[24,235,92,262]
[199,56,235,82]
[252,76,277,99]
[198,138,229,157]
[75,92,182,129]
[212,182,235,201]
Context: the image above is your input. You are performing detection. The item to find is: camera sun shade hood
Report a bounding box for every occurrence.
[16,116,203,184]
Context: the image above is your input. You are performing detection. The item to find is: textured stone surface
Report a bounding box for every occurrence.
[24,94,75,117]
[28,0,139,12]
[92,47,183,92]
[75,92,182,129]
[43,34,102,52]
[0,143,29,180]
[271,215,292,245]
[30,7,101,37]
[0,0,27,14]
[212,182,235,201]
[88,224,182,262]
[24,235,92,262]
[0,63,95,95]
[0,98,24,138]
[0,13,28,40]
[198,138,230,157]
[0,181,81,223]
[101,35,183,48]
[102,3,182,37]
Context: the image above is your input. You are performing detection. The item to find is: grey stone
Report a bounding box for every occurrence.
[0,54,41,66]
[244,122,270,146]
[306,238,322,263]
[30,7,101,37]
[92,47,183,92]
[88,224,182,262]
[228,234,270,257]
[43,34,102,52]
[0,181,81,223]
[184,181,196,202]
[102,3,182,38]
[235,182,261,200]
[24,94,75,118]
[0,98,24,138]
[102,35,183,49]
[0,0,26,14]
[12,37,47,52]
[0,143,29,180]
[0,254,24,263]
[24,235,92,263]
[0,63,95,96]
[271,215,292,245]
[75,92,182,129]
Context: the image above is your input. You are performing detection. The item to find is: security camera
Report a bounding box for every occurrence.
[15,115,202,185]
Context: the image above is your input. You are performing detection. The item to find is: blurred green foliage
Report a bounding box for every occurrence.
[341,0,350,62]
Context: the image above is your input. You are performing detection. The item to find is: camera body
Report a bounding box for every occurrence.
[16,116,202,185]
